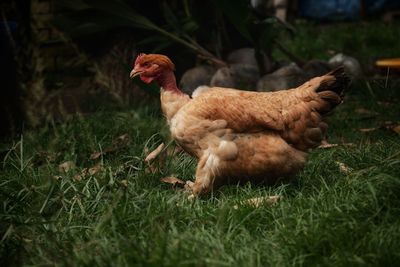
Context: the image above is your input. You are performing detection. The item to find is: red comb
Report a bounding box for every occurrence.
[134,53,146,65]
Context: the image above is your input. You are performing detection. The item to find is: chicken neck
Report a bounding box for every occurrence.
[157,70,190,121]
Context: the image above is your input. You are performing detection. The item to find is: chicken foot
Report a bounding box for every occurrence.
[185,147,223,196]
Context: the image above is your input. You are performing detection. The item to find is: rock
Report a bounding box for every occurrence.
[210,64,260,89]
[179,65,216,95]
[302,59,332,79]
[329,53,362,78]
[257,63,308,92]
[227,48,274,73]
[227,48,259,67]
[210,67,235,88]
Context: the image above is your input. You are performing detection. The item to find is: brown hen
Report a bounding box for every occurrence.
[130,54,350,196]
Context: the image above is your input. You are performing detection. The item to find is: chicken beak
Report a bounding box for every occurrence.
[130,68,142,79]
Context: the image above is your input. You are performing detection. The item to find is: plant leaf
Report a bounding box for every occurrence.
[160,176,186,187]
[82,0,159,31]
[56,0,90,11]
[233,195,282,209]
[213,0,253,42]
[144,143,165,164]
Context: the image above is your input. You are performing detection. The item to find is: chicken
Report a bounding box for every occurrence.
[130,53,350,196]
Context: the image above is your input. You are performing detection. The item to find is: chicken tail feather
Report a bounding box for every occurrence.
[316,66,350,113]
[316,66,350,97]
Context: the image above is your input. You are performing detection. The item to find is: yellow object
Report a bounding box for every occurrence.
[376,58,400,68]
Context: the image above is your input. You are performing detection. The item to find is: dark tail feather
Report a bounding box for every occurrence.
[316,66,350,97]
[316,66,351,114]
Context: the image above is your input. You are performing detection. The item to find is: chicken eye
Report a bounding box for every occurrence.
[142,62,150,68]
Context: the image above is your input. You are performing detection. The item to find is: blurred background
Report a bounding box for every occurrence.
[1,0,400,138]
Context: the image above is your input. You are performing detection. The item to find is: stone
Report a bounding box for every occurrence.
[302,59,332,79]
[329,53,362,78]
[227,48,259,67]
[179,65,216,95]
[210,64,260,90]
[227,48,274,73]
[257,63,307,92]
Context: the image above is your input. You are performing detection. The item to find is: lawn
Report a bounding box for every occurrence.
[1,22,400,266]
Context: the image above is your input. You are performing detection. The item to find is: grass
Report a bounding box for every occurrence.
[1,80,400,267]
[276,20,400,65]
[1,21,400,266]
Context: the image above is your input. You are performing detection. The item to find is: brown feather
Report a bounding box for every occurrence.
[162,68,349,195]
[136,54,350,196]
[136,53,175,71]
